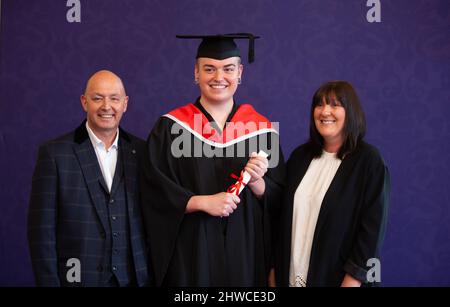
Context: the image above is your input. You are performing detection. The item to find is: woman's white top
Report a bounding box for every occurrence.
[289,150,342,287]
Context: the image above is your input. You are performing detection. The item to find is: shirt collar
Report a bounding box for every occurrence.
[85,121,119,150]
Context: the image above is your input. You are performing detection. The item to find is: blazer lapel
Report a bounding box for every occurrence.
[312,152,358,246]
[120,134,138,218]
[73,123,109,232]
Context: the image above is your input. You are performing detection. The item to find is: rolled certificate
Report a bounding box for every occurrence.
[227,150,269,195]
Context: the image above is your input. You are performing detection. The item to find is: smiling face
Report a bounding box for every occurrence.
[195,57,243,106]
[313,94,346,152]
[80,71,128,138]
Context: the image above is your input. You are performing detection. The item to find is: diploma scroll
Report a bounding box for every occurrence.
[227,150,269,195]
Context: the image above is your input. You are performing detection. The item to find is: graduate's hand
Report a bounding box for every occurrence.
[245,152,268,198]
[208,192,240,217]
[245,152,269,183]
[186,192,240,217]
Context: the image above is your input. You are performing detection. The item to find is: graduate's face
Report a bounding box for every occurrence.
[195,57,243,105]
[314,95,346,150]
[80,71,128,136]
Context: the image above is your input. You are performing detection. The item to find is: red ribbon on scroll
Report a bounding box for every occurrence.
[227,171,247,195]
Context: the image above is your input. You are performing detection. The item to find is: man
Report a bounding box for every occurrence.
[141,34,285,286]
[28,70,149,286]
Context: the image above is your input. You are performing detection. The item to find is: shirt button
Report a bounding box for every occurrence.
[109,199,115,204]
[112,266,117,272]
[111,216,117,221]
[113,232,118,237]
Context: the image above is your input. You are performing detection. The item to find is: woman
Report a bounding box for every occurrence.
[275,81,390,287]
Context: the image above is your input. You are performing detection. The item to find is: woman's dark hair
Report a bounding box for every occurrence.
[308,81,366,159]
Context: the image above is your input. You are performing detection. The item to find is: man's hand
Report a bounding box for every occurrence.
[186,192,240,217]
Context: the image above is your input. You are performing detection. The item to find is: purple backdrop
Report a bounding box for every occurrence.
[1,0,449,286]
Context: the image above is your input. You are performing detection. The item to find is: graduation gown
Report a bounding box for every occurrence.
[275,141,390,287]
[141,100,285,286]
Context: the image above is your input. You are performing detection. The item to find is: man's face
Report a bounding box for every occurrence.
[195,57,243,105]
[80,73,128,136]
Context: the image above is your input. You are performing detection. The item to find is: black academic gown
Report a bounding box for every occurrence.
[275,141,390,287]
[141,101,285,286]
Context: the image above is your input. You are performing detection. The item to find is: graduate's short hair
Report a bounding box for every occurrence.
[308,81,366,159]
[195,56,241,66]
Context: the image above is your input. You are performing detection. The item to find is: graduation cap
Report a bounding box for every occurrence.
[176,33,260,63]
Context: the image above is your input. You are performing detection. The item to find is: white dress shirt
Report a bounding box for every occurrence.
[86,122,119,193]
[289,150,342,287]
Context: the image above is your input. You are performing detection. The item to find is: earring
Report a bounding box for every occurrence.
[194,78,199,85]
[238,78,242,85]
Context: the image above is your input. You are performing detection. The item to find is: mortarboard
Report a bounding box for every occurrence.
[176,33,260,63]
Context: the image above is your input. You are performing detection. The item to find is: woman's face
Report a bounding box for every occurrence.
[314,95,346,151]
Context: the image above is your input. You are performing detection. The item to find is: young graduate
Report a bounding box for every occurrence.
[140,33,285,286]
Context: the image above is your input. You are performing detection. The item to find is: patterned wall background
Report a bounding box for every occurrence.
[0,0,449,286]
